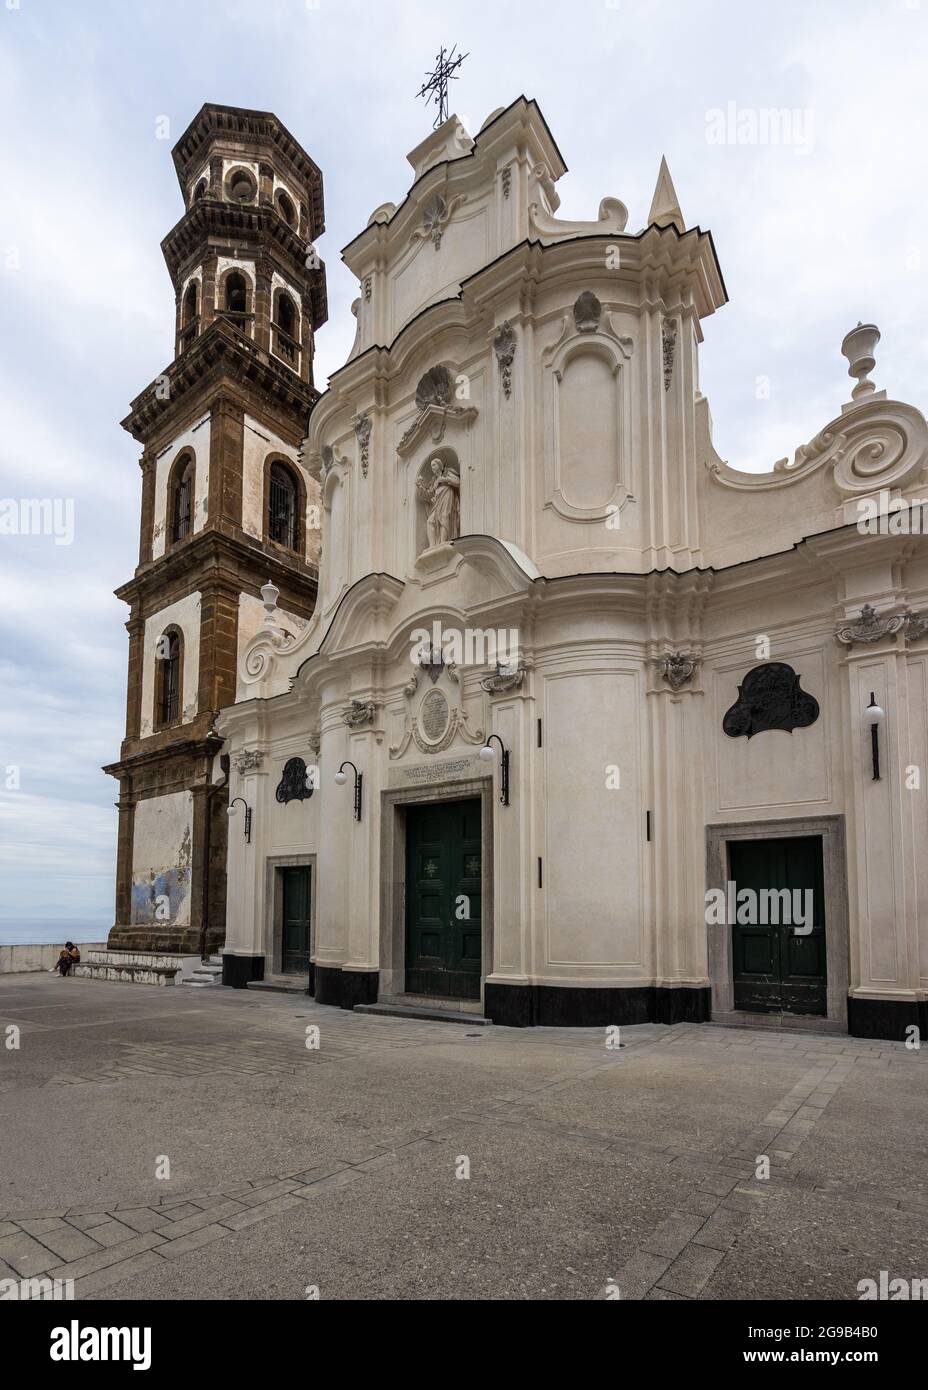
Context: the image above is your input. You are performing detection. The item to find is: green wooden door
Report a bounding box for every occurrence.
[728,836,826,1016]
[281,866,311,974]
[406,798,482,1000]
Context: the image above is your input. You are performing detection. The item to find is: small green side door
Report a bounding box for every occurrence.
[281,866,311,974]
[729,836,826,1016]
[406,798,482,1000]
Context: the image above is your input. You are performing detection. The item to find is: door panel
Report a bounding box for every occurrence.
[281,866,311,974]
[406,799,482,1000]
[729,836,826,1016]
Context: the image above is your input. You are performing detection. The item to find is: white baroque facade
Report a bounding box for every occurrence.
[217,98,928,1040]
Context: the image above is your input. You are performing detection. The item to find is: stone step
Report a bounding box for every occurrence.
[180,969,223,987]
[246,976,308,995]
[354,1000,491,1026]
[74,949,206,988]
[74,962,179,987]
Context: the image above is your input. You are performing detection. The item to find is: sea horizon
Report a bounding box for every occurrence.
[0,920,111,947]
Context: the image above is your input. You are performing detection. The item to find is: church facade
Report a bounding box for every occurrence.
[122,96,927,1041]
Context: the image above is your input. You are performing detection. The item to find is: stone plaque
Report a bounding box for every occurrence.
[389,753,484,788]
[419,689,450,743]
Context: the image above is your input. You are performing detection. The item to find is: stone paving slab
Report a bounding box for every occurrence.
[1,972,925,1301]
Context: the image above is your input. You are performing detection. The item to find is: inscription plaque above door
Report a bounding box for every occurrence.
[419,689,450,744]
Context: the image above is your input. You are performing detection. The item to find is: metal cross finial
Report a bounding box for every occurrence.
[415,44,468,128]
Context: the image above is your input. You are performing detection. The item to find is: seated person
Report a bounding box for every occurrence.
[54,942,80,976]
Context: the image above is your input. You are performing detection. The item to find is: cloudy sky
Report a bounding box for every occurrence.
[0,0,925,930]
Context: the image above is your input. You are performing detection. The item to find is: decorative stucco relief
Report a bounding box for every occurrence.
[410,192,466,250]
[344,699,377,729]
[834,604,908,646]
[656,651,699,690]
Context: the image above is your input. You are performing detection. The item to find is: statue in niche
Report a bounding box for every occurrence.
[416,457,460,548]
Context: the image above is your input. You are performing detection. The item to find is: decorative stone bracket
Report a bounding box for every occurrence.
[233,749,264,774]
[655,651,700,690]
[480,660,529,694]
[343,699,378,729]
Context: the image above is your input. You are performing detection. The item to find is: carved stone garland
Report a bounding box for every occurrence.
[355,413,372,478]
[662,318,678,391]
[493,321,516,399]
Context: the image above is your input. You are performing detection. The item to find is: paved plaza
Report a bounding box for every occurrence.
[1,973,926,1301]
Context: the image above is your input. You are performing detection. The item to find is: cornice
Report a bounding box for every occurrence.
[121,319,318,442]
[114,528,319,608]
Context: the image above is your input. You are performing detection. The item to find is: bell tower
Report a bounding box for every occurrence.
[104,103,327,957]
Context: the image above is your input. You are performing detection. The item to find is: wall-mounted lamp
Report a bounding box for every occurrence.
[479,734,510,806]
[227,796,252,842]
[866,692,885,782]
[335,760,363,821]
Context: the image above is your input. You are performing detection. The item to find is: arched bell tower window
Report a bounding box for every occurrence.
[179,281,198,351]
[182,282,198,325]
[268,460,298,550]
[169,453,194,544]
[192,178,207,202]
[225,271,248,317]
[275,190,296,227]
[155,628,183,729]
[273,289,299,365]
[225,166,257,204]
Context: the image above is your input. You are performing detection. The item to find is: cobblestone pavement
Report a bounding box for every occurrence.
[1,973,926,1300]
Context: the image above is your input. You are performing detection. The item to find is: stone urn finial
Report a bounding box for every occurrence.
[840,322,880,403]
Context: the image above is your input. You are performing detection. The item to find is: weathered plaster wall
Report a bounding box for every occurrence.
[130,791,193,926]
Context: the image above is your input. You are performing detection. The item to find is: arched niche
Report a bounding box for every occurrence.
[413,444,461,558]
[543,330,633,520]
[322,466,347,605]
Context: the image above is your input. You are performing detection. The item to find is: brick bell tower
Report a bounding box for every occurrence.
[104,104,326,957]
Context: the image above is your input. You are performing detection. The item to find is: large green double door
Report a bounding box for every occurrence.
[406,798,482,1000]
[728,836,827,1016]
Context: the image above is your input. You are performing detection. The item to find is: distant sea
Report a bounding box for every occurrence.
[0,921,110,947]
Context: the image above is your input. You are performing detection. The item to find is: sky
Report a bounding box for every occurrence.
[0,0,925,929]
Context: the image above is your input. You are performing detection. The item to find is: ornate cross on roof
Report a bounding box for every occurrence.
[415,44,468,129]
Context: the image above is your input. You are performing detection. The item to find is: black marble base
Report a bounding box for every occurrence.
[848,994,928,1043]
[313,965,379,1010]
[222,953,265,989]
[485,983,711,1029]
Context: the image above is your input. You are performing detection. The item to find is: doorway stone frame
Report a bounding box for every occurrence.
[705,816,849,1033]
[379,776,493,1006]
[264,853,316,976]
